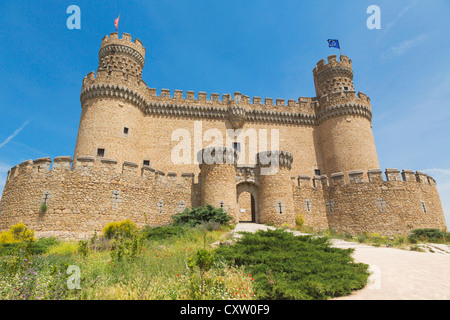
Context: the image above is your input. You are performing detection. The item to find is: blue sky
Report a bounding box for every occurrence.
[0,0,449,228]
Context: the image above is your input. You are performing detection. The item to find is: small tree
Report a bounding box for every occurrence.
[189,249,214,299]
[103,220,138,239]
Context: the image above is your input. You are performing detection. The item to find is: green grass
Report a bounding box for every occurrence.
[0,223,373,300]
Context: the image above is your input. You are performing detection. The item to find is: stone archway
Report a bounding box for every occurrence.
[236,182,259,223]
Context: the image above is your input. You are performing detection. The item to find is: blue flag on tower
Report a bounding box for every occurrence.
[327,39,340,49]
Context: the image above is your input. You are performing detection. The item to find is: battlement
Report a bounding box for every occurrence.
[80,75,319,117]
[313,55,353,76]
[100,32,146,60]
[294,168,437,188]
[6,156,198,186]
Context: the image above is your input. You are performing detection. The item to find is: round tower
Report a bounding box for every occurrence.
[314,55,379,179]
[74,33,146,168]
[257,151,295,227]
[97,32,146,82]
[199,147,239,221]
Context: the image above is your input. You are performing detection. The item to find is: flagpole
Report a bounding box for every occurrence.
[339,39,342,57]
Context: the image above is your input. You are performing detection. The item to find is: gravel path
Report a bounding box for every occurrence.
[233,223,450,300]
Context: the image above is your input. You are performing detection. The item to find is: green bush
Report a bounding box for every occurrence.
[141,225,186,241]
[215,229,369,300]
[408,228,449,243]
[0,237,59,256]
[172,204,233,227]
[103,220,138,239]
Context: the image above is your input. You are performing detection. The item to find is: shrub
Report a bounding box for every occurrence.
[0,223,36,244]
[40,203,47,213]
[188,249,215,299]
[78,240,89,258]
[31,237,60,255]
[295,214,305,229]
[172,204,233,227]
[103,220,138,239]
[46,242,78,256]
[215,229,369,300]
[141,225,186,241]
[408,228,449,243]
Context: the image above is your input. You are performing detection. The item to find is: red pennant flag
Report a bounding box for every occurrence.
[115,15,120,32]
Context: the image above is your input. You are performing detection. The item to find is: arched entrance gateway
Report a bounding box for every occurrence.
[236,182,258,223]
[236,165,259,223]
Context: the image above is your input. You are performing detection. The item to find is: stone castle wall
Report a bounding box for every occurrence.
[293,169,447,236]
[0,156,446,239]
[0,156,200,240]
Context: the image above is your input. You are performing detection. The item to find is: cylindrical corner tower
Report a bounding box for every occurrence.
[257,151,295,227]
[199,147,239,221]
[314,55,379,179]
[74,33,147,168]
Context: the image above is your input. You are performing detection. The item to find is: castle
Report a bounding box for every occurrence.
[0,32,447,239]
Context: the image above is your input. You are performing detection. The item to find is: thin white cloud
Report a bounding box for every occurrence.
[0,120,30,149]
[423,168,450,175]
[381,33,429,60]
[384,0,419,33]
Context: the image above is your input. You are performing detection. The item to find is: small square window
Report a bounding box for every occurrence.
[314,169,321,176]
[143,160,150,166]
[123,127,129,134]
[97,148,105,157]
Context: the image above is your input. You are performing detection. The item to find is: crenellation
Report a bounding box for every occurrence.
[401,169,416,182]
[160,89,170,98]
[385,168,402,181]
[187,91,195,100]
[181,172,195,185]
[99,158,118,173]
[349,170,364,183]
[174,89,183,100]
[298,175,311,187]
[276,99,285,106]
[287,99,297,107]
[167,172,177,184]
[330,172,345,186]
[33,157,52,173]
[210,93,219,102]
[313,175,322,188]
[198,92,207,102]
[122,161,139,177]
[155,170,165,183]
[368,169,383,182]
[415,171,428,184]
[253,96,261,104]
[264,98,273,106]
[53,156,72,171]
[141,165,155,179]
[320,174,329,187]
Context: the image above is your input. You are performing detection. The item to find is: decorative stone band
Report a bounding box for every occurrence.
[292,168,438,188]
[197,147,239,166]
[315,102,372,125]
[314,66,353,83]
[256,150,293,170]
[98,44,145,68]
[80,83,373,125]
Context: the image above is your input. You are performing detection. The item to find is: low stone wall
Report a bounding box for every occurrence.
[0,156,199,240]
[293,169,447,236]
